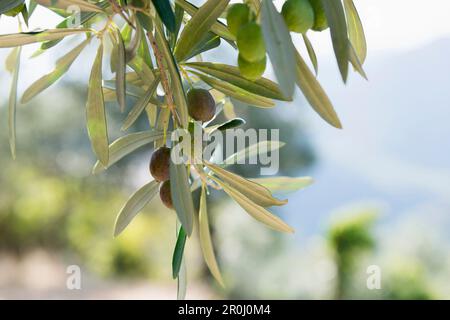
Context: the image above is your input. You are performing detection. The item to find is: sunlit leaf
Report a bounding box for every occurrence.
[175,0,235,42]
[6,47,21,159]
[250,176,314,194]
[170,147,195,236]
[295,51,342,128]
[184,32,221,61]
[190,71,274,108]
[302,33,318,75]
[92,130,164,174]
[215,178,294,233]
[322,0,349,82]
[155,22,189,127]
[222,140,285,166]
[121,75,161,131]
[205,161,287,207]
[174,0,230,62]
[86,43,109,166]
[172,226,187,278]
[35,0,104,12]
[185,62,288,100]
[114,180,160,237]
[199,186,224,286]
[0,28,90,48]
[348,40,367,80]
[260,0,296,100]
[22,37,91,103]
[344,0,367,64]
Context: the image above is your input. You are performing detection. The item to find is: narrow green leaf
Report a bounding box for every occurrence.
[28,0,38,16]
[152,0,176,32]
[199,186,224,287]
[260,0,296,100]
[177,258,187,300]
[114,180,160,237]
[175,0,235,42]
[169,4,184,48]
[215,178,294,233]
[86,43,109,166]
[250,176,314,194]
[35,0,104,12]
[206,117,246,135]
[302,33,318,75]
[174,0,230,62]
[155,22,189,127]
[222,140,285,166]
[344,0,367,64]
[172,226,187,278]
[190,70,274,108]
[185,62,288,100]
[184,32,221,61]
[0,28,90,48]
[348,41,367,80]
[115,28,126,112]
[154,107,171,149]
[6,47,21,160]
[322,0,349,82]
[121,75,161,131]
[92,130,164,174]
[205,161,287,207]
[22,38,90,104]
[295,51,342,128]
[170,147,195,236]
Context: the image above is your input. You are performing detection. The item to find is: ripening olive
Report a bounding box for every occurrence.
[159,180,173,209]
[149,146,171,182]
[187,88,216,122]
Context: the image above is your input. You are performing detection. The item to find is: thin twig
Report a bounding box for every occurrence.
[147,31,182,128]
[109,0,136,29]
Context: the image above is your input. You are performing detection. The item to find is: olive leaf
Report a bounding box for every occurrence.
[154,107,171,149]
[214,177,294,233]
[175,0,235,42]
[260,0,297,100]
[155,22,189,128]
[86,43,109,166]
[174,0,230,62]
[177,257,187,300]
[184,32,221,61]
[6,46,21,160]
[151,0,176,32]
[205,117,246,135]
[222,140,285,166]
[344,0,367,65]
[170,148,195,236]
[250,176,314,194]
[199,186,224,287]
[128,56,156,84]
[302,33,318,76]
[92,130,164,174]
[204,161,287,207]
[172,226,187,279]
[348,41,367,80]
[322,0,349,83]
[0,0,24,15]
[0,28,91,48]
[121,75,161,131]
[114,180,160,237]
[22,37,91,104]
[114,27,127,113]
[295,51,342,129]
[184,62,288,100]
[35,0,104,12]
[190,71,275,108]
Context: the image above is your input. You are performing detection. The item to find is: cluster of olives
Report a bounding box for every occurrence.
[281,0,328,34]
[227,4,267,81]
[149,88,216,209]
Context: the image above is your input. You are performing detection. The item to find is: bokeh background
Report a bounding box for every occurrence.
[1,0,450,299]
